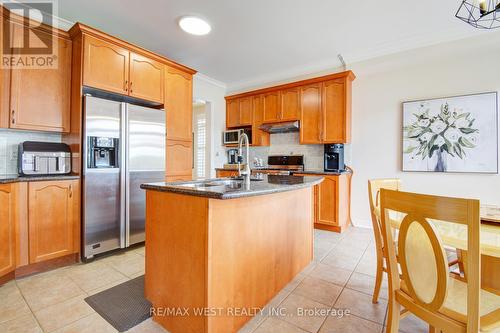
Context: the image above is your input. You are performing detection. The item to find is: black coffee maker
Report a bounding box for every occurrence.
[324,144,345,172]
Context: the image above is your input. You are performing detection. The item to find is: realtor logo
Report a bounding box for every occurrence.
[1,0,59,69]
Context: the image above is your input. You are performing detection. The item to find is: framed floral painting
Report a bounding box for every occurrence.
[403,92,498,173]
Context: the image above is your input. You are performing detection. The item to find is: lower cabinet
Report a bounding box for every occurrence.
[216,169,239,178]
[0,179,80,284]
[295,173,351,233]
[28,180,80,263]
[166,140,192,179]
[0,184,17,279]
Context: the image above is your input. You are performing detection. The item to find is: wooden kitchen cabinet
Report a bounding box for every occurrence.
[166,141,192,178]
[262,91,281,123]
[83,35,130,95]
[252,95,270,146]
[239,97,253,125]
[300,83,322,144]
[216,169,239,178]
[129,52,164,103]
[0,184,17,280]
[28,180,79,263]
[226,99,240,128]
[8,22,72,132]
[165,66,193,141]
[280,87,300,121]
[323,79,351,143]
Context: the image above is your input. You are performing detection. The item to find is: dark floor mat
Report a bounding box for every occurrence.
[84,275,151,332]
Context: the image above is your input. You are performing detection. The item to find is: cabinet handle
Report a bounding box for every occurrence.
[124,80,128,92]
[11,110,15,124]
[130,81,133,93]
[69,184,73,198]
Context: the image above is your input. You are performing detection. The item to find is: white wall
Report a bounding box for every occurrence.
[193,74,227,178]
[349,32,500,227]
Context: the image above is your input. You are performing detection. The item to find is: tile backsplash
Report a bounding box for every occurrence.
[225,132,351,170]
[0,129,61,175]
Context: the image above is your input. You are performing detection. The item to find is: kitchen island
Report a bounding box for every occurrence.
[140,175,323,333]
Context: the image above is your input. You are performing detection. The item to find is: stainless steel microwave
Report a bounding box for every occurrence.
[223,128,252,145]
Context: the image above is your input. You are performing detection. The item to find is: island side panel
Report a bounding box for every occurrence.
[144,190,209,333]
[206,187,314,333]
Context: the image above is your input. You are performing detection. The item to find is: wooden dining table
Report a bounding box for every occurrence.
[376,204,500,293]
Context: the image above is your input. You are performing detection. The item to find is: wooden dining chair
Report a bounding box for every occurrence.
[368,178,401,304]
[380,189,500,333]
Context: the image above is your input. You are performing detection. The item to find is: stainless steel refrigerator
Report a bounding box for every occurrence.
[82,95,165,260]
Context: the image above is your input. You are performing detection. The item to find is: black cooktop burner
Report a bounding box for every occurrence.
[267,175,304,185]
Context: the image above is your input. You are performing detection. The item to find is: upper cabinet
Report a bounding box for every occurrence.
[83,36,164,104]
[300,83,322,144]
[225,71,355,145]
[252,95,270,146]
[2,19,71,133]
[165,67,192,142]
[280,87,300,121]
[83,36,129,95]
[129,52,164,103]
[262,91,281,123]
[225,96,253,128]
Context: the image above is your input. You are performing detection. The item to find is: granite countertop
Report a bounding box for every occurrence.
[140,174,324,200]
[0,174,80,184]
[296,169,353,176]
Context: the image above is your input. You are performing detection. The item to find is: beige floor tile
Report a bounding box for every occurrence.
[398,314,428,333]
[313,246,332,262]
[0,281,31,324]
[334,288,387,325]
[314,239,337,251]
[321,252,361,271]
[53,313,117,333]
[238,312,267,333]
[126,318,168,332]
[17,272,85,311]
[319,313,383,333]
[253,317,307,333]
[309,263,352,287]
[314,230,343,244]
[278,293,329,333]
[86,277,130,296]
[284,273,306,292]
[354,254,378,277]
[345,272,388,300]
[0,313,42,333]
[261,288,292,316]
[64,261,127,292]
[106,253,145,278]
[34,294,95,332]
[293,276,343,306]
[300,262,317,276]
[130,246,146,256]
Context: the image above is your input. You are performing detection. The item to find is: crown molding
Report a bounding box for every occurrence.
[2,1,74,31]
[194,73,227,90]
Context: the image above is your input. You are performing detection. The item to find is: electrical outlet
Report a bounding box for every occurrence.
[10,150,17,160]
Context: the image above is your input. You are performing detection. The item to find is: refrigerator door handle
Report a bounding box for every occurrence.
[119,102,127,248]
[124,103,131,248]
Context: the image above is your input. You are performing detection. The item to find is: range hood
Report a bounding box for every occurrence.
[259,121,299,134]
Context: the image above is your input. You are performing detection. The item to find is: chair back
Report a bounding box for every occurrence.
[380,189,481,333]
[368,179,401,252]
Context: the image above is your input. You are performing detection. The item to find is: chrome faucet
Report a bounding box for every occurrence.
[237,133,251,186]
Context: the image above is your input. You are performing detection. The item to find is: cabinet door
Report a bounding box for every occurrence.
[226,99,240,128]
[216,170,239,178]
[129,52,164,103]
[0,184,16,278]
[9,24,71,132]
[83,36,129,95]
[166,175,192,182]
[239,97,253,126]
[28,180,78,263]
[316,176,338,226]
[300,83,322,144]
[252,95,269,146]
[323,79,347,143]
[280,87,300,121]
[165,67,193,141]
[262,91,281,123]
[166,140,192,177]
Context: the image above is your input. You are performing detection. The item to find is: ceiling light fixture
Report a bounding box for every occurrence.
[456,0,500,29]
[178,16,211,35]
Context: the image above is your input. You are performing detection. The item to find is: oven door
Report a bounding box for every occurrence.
[223,129,241,144]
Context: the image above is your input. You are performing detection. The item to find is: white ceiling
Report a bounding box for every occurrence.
[57,0,491,90]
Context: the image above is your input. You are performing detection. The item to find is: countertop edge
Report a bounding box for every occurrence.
[0,175,80,184]
[140,176,324,200]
